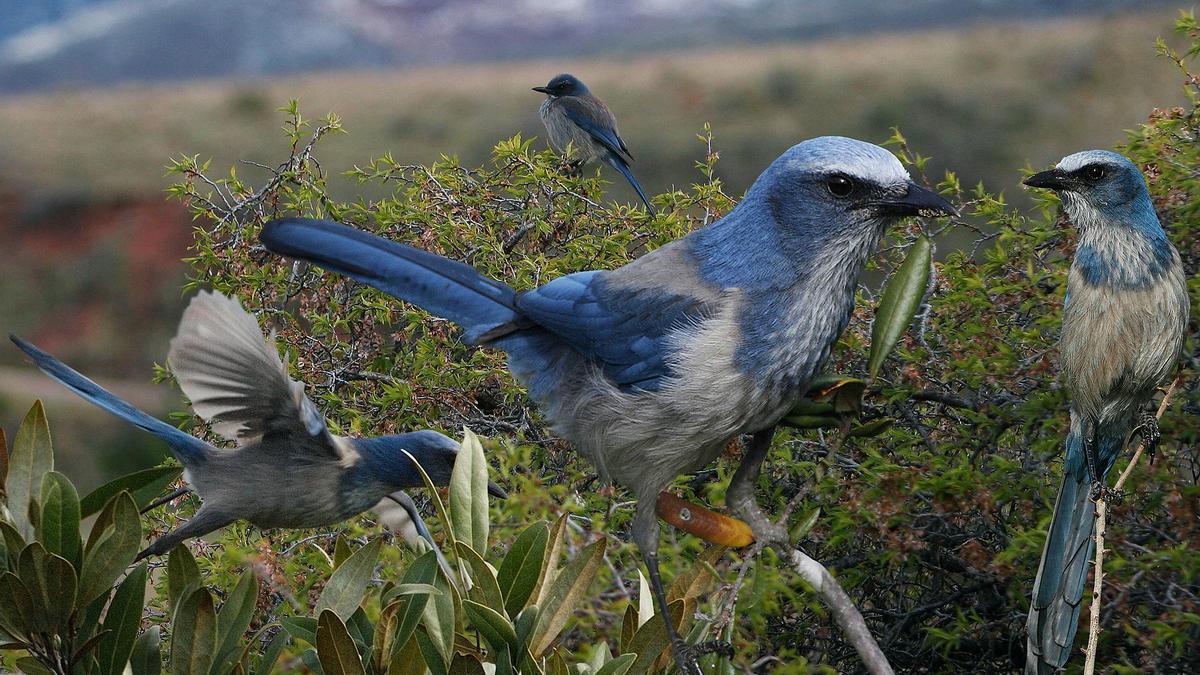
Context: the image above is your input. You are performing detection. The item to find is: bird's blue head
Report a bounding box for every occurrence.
[696,136,956,287]
[1023,150,1159,233]
[532,73,589,98]
[355,431,507,498]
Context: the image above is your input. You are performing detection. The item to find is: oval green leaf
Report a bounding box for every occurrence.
[868,234,932,379]
[315,538,381,620]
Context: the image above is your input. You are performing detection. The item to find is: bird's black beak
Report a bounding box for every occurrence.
[1023,169,1070,191]
[532,86,551,94]
[878,182,957,218]
[487,479,508,499]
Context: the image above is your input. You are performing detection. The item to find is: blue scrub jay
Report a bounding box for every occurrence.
[260,136,955,673]
[11,290,504,561]
[533,73,656,215]
[1022,151,1188,674]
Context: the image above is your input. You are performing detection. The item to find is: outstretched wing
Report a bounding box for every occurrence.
[557,96,632,162]
[168,290,337,456]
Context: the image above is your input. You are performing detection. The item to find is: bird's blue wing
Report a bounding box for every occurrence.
[557,96,630,161]
[513,271,715,392]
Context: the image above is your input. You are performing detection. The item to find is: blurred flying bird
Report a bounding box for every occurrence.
[11,290,504,561]
[1022,151,1188,674]
[533,73,656,214]
[260,136,955,673]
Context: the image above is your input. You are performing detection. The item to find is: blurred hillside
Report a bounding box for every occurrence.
[0,7,1191,488]
[0,0,1173,93]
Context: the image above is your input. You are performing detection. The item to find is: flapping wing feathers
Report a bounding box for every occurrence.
[168,291,332,451]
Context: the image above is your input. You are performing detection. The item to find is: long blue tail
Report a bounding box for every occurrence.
[1025,422,1127,674]
[604,154,656,215]
[261,218,520,342]
[11,336,212,465]
[260,218,574,403]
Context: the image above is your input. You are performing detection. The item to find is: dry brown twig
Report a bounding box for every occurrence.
[1082,374,1184,675]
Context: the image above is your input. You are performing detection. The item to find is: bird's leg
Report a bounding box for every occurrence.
[1135,410,1161,464]
[139,486,193,515]
[1082,421,1107,503]
[633,507,728,675]
[727,427,788,543]
[134,507,234,562]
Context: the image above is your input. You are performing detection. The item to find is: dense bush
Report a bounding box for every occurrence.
[3,12,1199,675]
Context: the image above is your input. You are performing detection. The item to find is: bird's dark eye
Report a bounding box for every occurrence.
[827,175,854,198]
[1083,165,1106,181]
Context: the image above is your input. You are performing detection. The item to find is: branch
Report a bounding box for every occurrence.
[773,542,894,675]
[1083,374,1183,675]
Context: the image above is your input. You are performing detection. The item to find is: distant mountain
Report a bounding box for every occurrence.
[0,0,1175,93]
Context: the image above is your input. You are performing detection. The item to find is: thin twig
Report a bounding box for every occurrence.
[1083,374,1183,675]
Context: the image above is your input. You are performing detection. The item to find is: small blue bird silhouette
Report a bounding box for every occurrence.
[1022,151,1188,674]
[534,73,656,214]
[261,136,954,673]
[11,290,504,561]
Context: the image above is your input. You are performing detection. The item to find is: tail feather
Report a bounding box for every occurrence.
[261,218,519,340]
[1026,425,1126,674]
[10,335,212,465]
[604,155,656,215]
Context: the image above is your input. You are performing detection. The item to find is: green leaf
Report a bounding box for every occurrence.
[868,234,932,379]
[18,543,76,633]
[594,653,636,675]
[168,544,202,615]
[315,538,381,620]
[252,629,288,675]
[0,572,35,640]
[130,626,162,675]
[420,559,458,667]
[6,401,53,539]
[316,609,367,675]
[80,466,183,518]
[463,599,518,652]
[15,656,54,675]
[496,521,548,617]
[848,418,894,438]
[449,428,490,555]
[0,429,8,502]
[456,542,505,616]
[79,492,141,605]
[401,448,457,554]
[387,636,425,675]
[414,627,447,675]
[0,521,24,570]
[281,616,319,645]
[532,515,568,610]
[332,535,352,571]
[789,508,822,542]
[627,599,685,674]
[529,537,606,657]
[171,586,217,675]
[37,471,82,568]
[212,568,259,674]
[385,551,438,663]
[97,562,148,675]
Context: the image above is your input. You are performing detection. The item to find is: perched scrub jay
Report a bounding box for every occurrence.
[533,73,656,214]
[11,290,504,561]
[1023,151,1188,674]
[260,136,954,672]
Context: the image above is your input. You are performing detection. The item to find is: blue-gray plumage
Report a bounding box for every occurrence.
[10,291,504,561]
[1022,151,1188,674]
[533,73,656,214]
[259,136,955,673]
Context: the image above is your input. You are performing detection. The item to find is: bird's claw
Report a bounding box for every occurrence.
[1087,482,1122,505]
[670,637,730,675]
[1136,412,1161,463]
